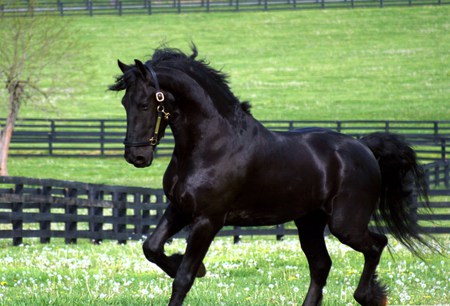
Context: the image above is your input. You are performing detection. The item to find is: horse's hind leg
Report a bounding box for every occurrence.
[295,211,332,306]
[352,231,388,306]
[328,200,388,306]
[142,203,206,278]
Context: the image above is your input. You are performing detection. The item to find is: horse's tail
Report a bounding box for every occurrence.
[360,132,431,254]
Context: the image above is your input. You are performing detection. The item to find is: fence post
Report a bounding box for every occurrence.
[433,165,439,188]
[88,187,104,244]
[118,1,122,15]
[442,138,447,161]
[58,1,64,16]
[113,191,127,244]
[147,0,152,14]
[142,194,150,235]
[423,165,430,187]
[177,0,181,13]
[445,161,449,188]
[385,120,390,133]
[88,1,93,16]
[233,226,241,244]
[433,121,439,136]
[40,186,52,244]
[288,121,295,131]
[65,188,78,244]
[12,201,23,246]
[100,120,105,156]
[48,120,55,156]
[276,224,284,241]
[28,1,34,17]
[12,183,24,246]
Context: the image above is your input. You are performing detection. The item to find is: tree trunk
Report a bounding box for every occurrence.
[0,111,18,176]
[0,81,22,176]
[0,116,14,176]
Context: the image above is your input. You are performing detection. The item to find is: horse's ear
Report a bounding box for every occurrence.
[134,59,150,81]
[118,60,131,73]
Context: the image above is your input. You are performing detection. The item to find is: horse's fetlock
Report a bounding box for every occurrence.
[354,282,387,306]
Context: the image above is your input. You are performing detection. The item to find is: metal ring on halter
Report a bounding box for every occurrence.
[156,91,165,102]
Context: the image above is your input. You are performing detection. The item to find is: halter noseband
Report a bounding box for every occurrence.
[123,65,170,148]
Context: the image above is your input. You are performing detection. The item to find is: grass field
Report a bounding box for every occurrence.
[5,5,450,184]
[1,7,449,305]
[3,6,448,122]
[0,236,449,305]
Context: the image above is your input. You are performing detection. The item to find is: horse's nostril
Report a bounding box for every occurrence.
[135,156,146,165]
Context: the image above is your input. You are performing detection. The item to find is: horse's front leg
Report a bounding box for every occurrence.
[142,203,194,278]
[168,215,223,306]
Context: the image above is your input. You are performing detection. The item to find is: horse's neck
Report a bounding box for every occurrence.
[159,68,272,159]
[169,107,271,163]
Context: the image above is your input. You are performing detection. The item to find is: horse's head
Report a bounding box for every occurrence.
[110,59,171,168]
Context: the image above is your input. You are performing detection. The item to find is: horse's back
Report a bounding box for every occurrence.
[281,128,380,183]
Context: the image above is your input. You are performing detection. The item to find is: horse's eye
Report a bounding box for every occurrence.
[139,104,150,111]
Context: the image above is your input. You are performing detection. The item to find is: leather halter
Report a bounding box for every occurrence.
[123,65,170,148]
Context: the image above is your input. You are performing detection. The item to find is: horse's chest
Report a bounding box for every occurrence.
[164,172,232,216]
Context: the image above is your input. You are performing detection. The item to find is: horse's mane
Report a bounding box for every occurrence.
[151,45,252,116]
[151,46,226,86]
[110,45,251,115]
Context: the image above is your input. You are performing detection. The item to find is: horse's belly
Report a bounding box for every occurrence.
[224,200,316,226]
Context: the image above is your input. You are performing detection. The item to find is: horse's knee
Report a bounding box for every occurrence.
[142,239,161,263]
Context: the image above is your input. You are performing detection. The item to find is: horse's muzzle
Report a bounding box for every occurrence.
[124,147,154,168]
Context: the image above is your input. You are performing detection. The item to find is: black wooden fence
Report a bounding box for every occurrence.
[0,161,449,245]
[1,0,448,17]
[3,118,450,161]
[0,177,167,245]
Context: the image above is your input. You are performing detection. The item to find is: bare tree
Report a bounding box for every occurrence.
[0,0,73,175]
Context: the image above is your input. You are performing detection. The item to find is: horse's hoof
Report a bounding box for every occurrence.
[196,263,206,277]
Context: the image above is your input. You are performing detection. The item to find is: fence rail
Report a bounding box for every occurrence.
[1,0,448,17]
[3,118,449,161]
[0,160,449,245]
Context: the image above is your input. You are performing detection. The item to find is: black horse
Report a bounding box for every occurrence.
[110,46,430,306]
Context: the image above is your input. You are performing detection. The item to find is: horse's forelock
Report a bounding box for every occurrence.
[109,74,126,91]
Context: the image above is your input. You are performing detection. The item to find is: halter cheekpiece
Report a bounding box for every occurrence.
[123,64,170,148]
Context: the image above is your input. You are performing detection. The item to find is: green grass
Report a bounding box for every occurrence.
[5,5,450,183]
[5,6,449,122]
[0,236,448,305]
[1,8,449,305]
[8,157,168,187]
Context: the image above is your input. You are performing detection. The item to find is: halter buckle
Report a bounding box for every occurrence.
[149,137,158,146]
